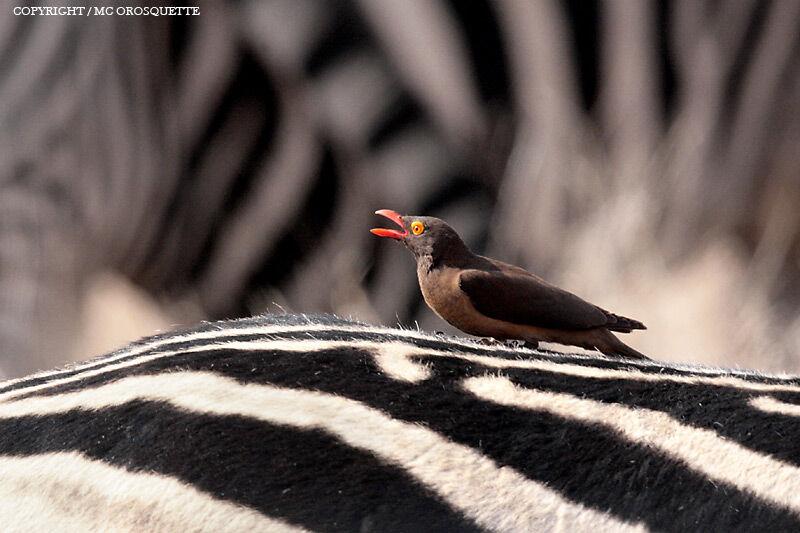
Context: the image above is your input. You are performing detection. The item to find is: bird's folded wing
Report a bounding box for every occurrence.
[458,269,609,330]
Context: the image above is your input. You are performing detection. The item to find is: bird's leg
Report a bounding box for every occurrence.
[501,339,539,350]
[476,337,538,350]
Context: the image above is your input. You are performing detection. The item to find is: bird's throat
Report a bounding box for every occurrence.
[417,254,434,274]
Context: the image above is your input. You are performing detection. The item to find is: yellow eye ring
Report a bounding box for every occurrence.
[411,221,424,235]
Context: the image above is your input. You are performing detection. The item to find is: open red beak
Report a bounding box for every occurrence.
[370,209,408,239]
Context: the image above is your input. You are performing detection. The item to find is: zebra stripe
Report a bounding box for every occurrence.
[465,375,800,513]
[0,372,641,532]
[752,396,800,418]
[2,314,800,531]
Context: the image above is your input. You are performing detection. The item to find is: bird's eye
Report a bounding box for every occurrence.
[411,221,424,235]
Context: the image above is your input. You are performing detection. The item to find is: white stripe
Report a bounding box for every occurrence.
[463,375,800,513]
[0,372,645,533]
[0,451,306,533]
[750,395,800,417]
[373,341,433,382]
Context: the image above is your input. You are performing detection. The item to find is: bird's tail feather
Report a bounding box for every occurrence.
[605,312,646,333]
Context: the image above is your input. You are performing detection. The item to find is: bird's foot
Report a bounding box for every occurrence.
[476,337,538,350]
[503,339,524,349]
[501,339,538,350]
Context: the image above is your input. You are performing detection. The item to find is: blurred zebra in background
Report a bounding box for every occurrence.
[2,313,800,531]
[2,1,800,377]
[0,0,507,377]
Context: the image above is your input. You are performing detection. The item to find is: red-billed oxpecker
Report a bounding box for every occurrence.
[371,209,649,360]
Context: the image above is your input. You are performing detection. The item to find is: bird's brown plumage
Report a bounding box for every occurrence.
[371,209,649,360]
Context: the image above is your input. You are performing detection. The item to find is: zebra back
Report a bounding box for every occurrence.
[2,313,800,531]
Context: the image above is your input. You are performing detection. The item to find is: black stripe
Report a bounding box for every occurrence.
[561,0,600,113]
[5,18,81,127]
[186,52,279,288]
[303,3,369,77]
[134,50,277,290]
[0,401,483,533]
[0,18,34,89]
[443,0,510,105]
[241,149,339,307]
[10,343,799,530]
[366,93,424,150]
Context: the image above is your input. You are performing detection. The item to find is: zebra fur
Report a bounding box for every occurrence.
[2,313,800,532]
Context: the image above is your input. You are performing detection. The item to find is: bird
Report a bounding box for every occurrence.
[370,209,649,360]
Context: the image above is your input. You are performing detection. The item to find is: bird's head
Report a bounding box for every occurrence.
[370,209,470,265]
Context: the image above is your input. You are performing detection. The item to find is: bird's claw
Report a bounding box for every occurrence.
[502,339,539,350]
